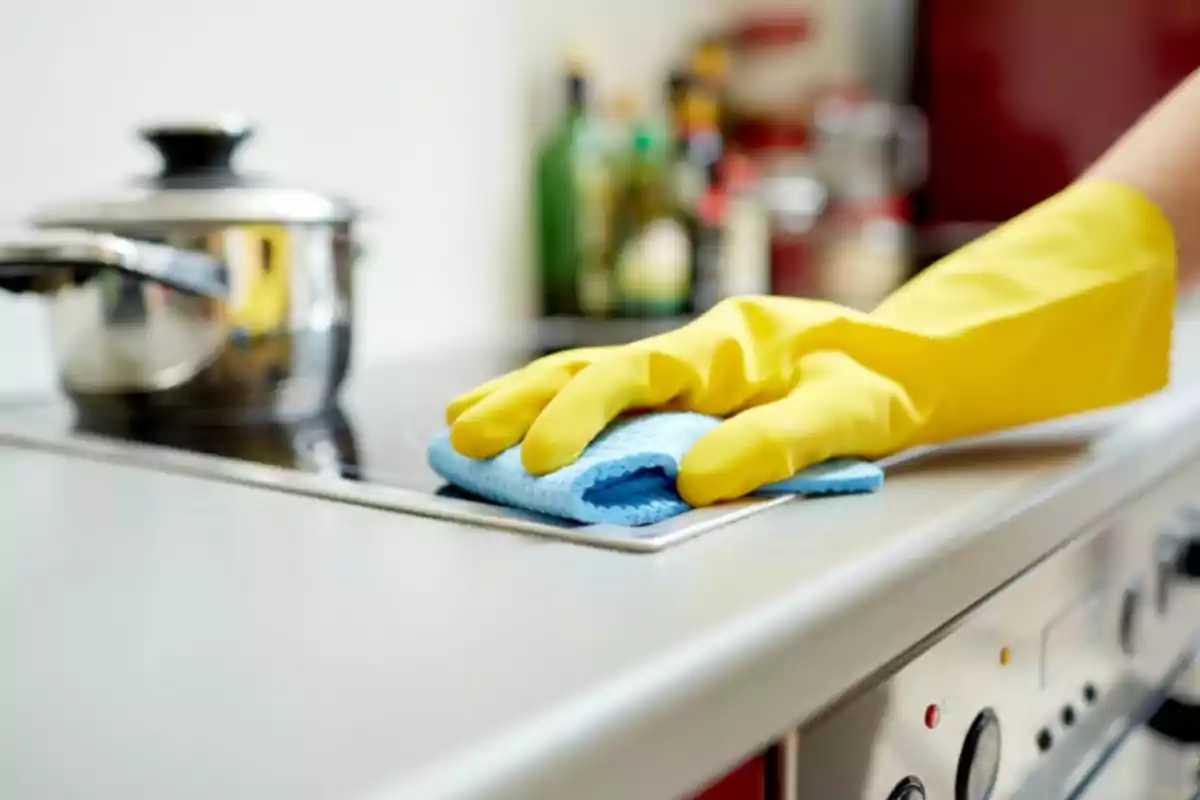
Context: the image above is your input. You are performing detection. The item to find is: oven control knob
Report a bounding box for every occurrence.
[1155,515,1200,617]
[1160,527,1200,581]
[956,708,1001,800]
[886,775,926,799]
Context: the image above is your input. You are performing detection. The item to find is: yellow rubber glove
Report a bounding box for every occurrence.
[448,180,1176,506]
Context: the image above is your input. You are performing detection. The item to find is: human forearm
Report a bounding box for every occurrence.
[1086,68,1200,282]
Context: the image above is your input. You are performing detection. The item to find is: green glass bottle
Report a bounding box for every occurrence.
[536,68,588,317]
[536,63,617,319]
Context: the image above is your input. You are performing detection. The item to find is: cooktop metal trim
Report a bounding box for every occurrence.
[0,426,795,553]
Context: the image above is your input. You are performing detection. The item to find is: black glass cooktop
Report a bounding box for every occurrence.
[0,341,536,493]
[0,317,694,485]
[0,317,783,553]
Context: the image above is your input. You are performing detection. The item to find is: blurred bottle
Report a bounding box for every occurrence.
[751,128,827,297]
[661,71,705,215]
[691,155,771,312]
[692,176,725,313]
[613,111,691,318]
[677,79,726,316]
[536,59,614,318]
[570,92,643,318]
[661,70,705,316]
[679,89,723,205]
[814,93,926,309]
[689,35,732,112]
[716,154,771,299]
[685,41,728,176]
[665,69,692,153]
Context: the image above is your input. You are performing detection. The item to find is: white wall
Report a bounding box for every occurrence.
[0,0,723,397]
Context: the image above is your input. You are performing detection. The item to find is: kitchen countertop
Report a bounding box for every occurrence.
[6,308,1200,800]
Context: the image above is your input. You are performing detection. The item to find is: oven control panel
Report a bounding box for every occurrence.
[791,459,1200,799]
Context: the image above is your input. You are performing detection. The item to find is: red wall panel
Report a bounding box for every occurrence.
[690,754,766,800]
[916,0,1200,228]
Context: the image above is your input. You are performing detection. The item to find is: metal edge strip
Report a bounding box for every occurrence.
[0,426,794,553]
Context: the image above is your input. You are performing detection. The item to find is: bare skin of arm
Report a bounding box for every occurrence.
[1086,68,1200,284]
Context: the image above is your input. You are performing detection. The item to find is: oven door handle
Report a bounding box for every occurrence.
[1150,530,1200,744]
[1147,696,1200,744]
[1175,539,1200,580]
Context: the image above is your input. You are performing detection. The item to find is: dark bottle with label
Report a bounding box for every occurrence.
[666,69,691,155]
[692,180,726,313]
[613,124,691,317]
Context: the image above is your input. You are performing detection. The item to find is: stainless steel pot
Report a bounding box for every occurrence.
[0,117,358,424]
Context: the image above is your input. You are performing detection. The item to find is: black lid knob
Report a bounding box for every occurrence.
[139,117,253,180]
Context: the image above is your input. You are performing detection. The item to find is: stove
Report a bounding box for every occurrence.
[0,319,792,553]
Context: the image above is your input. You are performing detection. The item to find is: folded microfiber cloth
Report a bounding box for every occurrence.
[426,411,884,526]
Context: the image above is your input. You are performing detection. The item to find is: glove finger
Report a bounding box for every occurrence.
[520,348,698,474]
[678,352,917,506]
[445,371,522,425]
[444,347,610,426]
[448,361,588,459]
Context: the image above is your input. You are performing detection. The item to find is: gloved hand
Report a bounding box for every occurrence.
[448,180,1176,506]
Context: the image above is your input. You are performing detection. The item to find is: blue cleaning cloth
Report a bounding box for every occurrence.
[426,411,884,527]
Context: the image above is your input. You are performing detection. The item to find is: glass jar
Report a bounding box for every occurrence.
[755,147,828,297]
[820,195,912,310]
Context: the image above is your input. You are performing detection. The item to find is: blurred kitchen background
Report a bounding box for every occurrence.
[2,0,1198,393]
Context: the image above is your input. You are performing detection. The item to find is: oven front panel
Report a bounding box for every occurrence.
[794,456,1200,799]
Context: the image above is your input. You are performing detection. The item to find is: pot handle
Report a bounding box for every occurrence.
[0,229,228,298]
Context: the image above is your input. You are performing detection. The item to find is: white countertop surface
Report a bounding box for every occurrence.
[6,310,1200,800]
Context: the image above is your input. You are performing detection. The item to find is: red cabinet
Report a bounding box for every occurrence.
[915,0,1200,229]
[690,754,767,800]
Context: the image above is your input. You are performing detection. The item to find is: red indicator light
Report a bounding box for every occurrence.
[925,704,940,729]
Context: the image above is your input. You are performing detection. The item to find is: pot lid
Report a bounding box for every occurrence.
[34,117,357,227]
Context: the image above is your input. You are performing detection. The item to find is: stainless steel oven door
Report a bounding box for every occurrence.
[1019,657,1200,800]
[792,453,1200,799]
